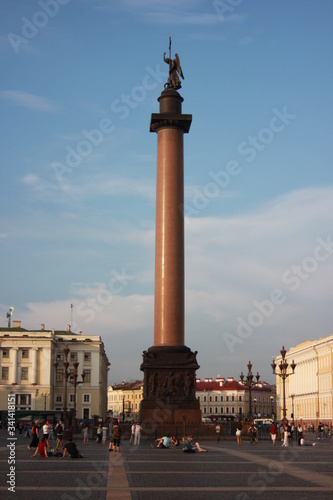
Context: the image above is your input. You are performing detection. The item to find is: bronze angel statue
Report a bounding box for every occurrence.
[163,37,184,90]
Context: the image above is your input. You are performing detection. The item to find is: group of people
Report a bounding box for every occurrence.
[229,420,318,447]
[270,421,316,447]
[28,419,83,458]
[129,422,143,446]
[150,434,207,453]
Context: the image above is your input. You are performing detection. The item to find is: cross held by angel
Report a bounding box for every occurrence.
[163,37,184,90]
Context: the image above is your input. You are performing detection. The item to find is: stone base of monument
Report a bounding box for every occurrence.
[140,345,202,425]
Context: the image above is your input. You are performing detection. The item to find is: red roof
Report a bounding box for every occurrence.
[196,380,244,391]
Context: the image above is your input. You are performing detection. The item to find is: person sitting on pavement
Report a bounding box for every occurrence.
[62,438,83,458]
[183,435,207,453]
[32,437,48,458]
[170,435,180,447]
[155,435,171,448]
[300,436,316,447]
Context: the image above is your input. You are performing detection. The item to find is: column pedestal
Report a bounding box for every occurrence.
[140,346,201,424]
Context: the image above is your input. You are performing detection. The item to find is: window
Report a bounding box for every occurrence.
[220,395,223,402]
[83,370,91,382]
[84,352,91,362]
[22,349,29,359]
[203,395,207,402]
[221,407,224,414]
[1,367,9,380]
[83,394,90,403]
[215,396,218,402]
[69,394,75,402]
[70,352,78,361]
[56,371,63,383]
[226,395,229,402]
[231,407,235,414]
[2,349,9,358]
[232,395,235,401]
[16,394,31,405]
[209,407,212,414]
[239,407,243,415]
[56,352,64,361]
[239,395,242,402]
[215,407,218,413]
[56,395,62,403]
[226,407,229,414]
[21,367,28,381]
[203,406,207,414]
[209,396,212,402]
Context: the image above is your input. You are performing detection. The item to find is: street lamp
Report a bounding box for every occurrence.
[69,358,85,432]
[54,346,85,431]
[270,395,275,419]
[271,345,296,426]
[41,392,49,411]
[240,361,260,420]
[253,397,257,416]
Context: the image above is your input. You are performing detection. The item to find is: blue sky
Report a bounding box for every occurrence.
[1,0,332,385]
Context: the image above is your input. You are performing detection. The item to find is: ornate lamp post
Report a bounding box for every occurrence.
[69,359,85,432]
[270,395,275,420]
[240,361,260,420]
[41,392,49,411]
[54,346,85,431]
[271,345,296,425]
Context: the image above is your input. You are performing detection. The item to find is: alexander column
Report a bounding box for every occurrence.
[140,39,201,425]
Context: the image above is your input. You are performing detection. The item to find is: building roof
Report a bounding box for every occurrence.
[196,378,274,392]
[111,380,143,391]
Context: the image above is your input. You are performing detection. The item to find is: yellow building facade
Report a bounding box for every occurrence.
[108,381,143,421]
[0,321,110,421]
[274,334,333,426]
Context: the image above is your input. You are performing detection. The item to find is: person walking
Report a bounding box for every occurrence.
[83,424,89,445]
[282,422,289,447]
[134,422,142,446]
[55,419,64,452]
[110,421,121,453]
[130,422,135,444]
[28,420,39,450]
[102,423,108,445]
[236,423,242,445]
[96,423,102,446]
[42,420,51,449]
[215,423,221,442]
[270,421,278,447]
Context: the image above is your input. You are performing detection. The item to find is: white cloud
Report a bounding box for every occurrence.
[0,90,57,112]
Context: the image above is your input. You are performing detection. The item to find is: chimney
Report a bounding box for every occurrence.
[13,320,21,329]
[41,323,45,331]
[67,324,70,332]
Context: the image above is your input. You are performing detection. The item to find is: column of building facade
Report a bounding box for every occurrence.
[31,347,38,385]
[10,347,18,385]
